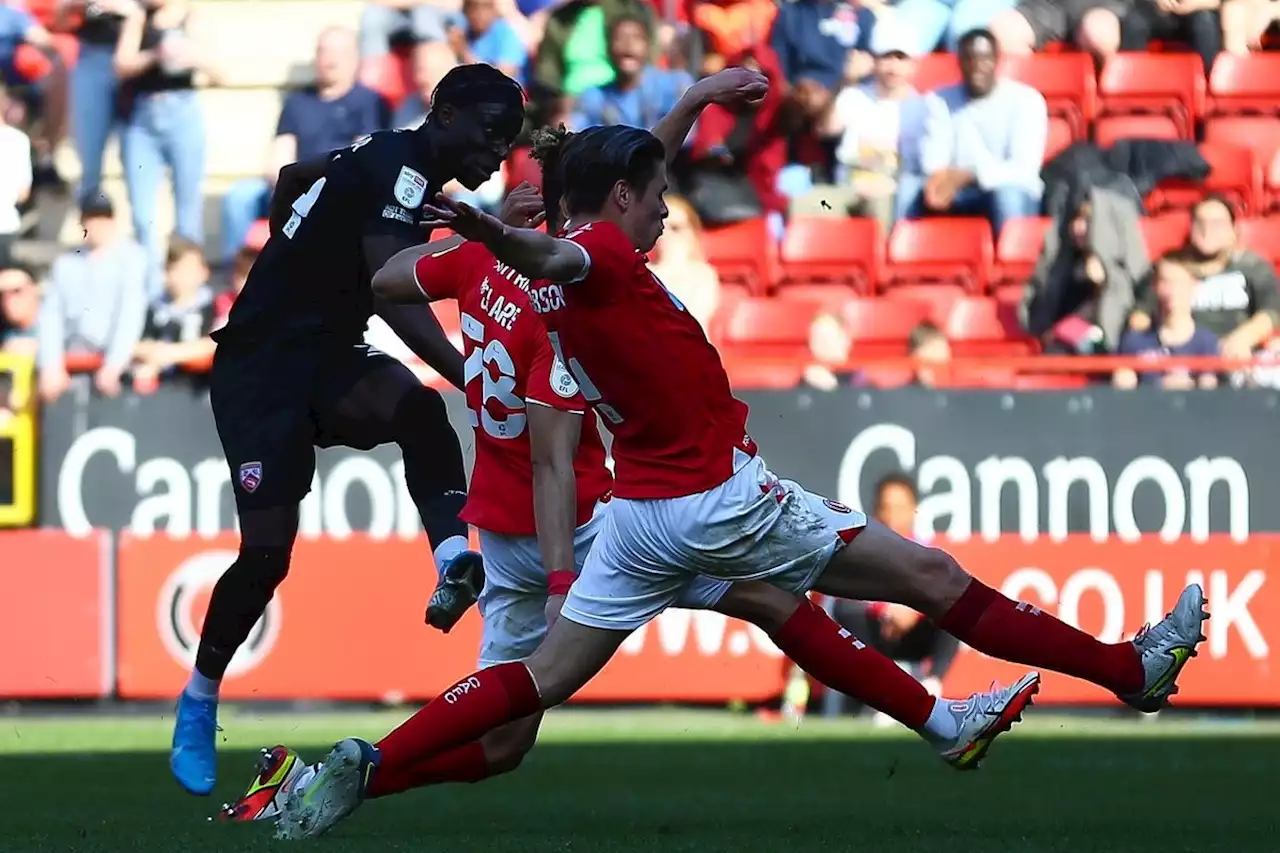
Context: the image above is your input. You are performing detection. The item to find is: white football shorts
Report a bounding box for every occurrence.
[476,502,733,668]
[561,451,866,633]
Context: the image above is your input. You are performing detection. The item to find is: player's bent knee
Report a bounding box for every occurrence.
[909,546,971,618]
[233,546,292,591]
[394,385,449,436]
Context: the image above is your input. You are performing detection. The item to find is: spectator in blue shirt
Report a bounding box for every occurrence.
[1114,256,1221,391]
[571,14,691,131]
[448,0,527,83]
[769,0,873,94]
[219,26,389,263]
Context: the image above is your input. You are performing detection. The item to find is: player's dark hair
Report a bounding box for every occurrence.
[875,472,919,505]
[166,236,206,268]
[431,62,525,113]
[531,124,665,225]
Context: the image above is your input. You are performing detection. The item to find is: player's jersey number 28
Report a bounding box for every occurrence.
[461,311,526,440]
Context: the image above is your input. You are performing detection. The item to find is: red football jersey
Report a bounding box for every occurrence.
[543,220,753,500]
[413,242,612,536]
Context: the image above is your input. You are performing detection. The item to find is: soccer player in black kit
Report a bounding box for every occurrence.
[170,64,526,797]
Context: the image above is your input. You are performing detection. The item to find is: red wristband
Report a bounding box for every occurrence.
[546,570,577,597]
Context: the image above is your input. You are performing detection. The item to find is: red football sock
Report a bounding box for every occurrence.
[374,662,541,774]
[770,598,934,729]
[939,579,1143,695]
[367,740,489,798]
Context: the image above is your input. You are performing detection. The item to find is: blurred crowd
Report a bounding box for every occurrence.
[2,0,1280,402]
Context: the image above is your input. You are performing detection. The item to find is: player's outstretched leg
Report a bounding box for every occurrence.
[171,504,301,796]
[714,584,1039,770]
[813,521,1209,711]
[275,621,626,840]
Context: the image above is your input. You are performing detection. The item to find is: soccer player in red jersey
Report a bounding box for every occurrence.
[234,186,1033,831]
[275,70,1208,839]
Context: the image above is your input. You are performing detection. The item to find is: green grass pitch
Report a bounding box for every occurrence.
[1,708,1277,852]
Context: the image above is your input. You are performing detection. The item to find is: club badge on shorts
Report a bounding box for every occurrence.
[239,461,263,493]
[394,166,427,209]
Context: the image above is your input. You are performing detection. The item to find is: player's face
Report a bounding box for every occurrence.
[449,101,523,190]
[619,161,669,254]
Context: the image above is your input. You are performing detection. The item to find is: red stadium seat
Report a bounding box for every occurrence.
[505,147,542,192]
[839,297,933,358]
[1208,53,1280,117]
[1094,113,1181,148]
[719,296,828,360]
[1154,143,1261,214]
[1003,53,1096,139]
[721,358,806,389]
[778,217,883,292]
[882,283,967,318]
[943,296,1037,357]
[1046,116,1075,163]
[1099,53,1204,140]
[1237,217,1280,268]
[775,283,863,302]
[993,282,1025,307]
[1203,117,1280,210]
[912,53,960,93]
[994,217,1051,288]
[700,218,775,294]
[365,51,412,110]
[705,282,751,342]
[885,218,994,291]
[1140,213,1190,259]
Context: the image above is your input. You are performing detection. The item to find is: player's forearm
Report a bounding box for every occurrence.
[532,457,577,575]
[482,226,587,284]
[651,85,714,166]
[373,298,465,390]
[371,235,466,304]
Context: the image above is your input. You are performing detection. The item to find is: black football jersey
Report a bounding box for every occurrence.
[215,129,441,345]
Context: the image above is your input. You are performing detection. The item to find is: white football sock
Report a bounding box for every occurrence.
[921,697,959,741]
[432,536,469,576]
[185,670,221,700]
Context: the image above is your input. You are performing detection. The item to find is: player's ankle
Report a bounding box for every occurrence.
[919,697,958,743]
[432,536,469,573]
[185,670,221,701]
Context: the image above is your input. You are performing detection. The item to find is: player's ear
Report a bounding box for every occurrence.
[436,103,455,127]
[612,179,631,212]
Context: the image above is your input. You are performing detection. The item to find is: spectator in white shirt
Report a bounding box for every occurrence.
[0,82,32,268]
[793,16,926,234]
[894,28,1046,236]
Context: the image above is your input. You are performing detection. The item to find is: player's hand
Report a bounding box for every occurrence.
[691,67,769,109]
[420,193,508,243]
[497,181,547,229]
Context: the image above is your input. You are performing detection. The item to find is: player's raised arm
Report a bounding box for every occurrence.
[372,182,547,304]
[420,194,589,284]
[650,67,768,166]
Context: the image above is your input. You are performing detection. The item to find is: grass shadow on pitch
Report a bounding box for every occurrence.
[1,735,1278,853]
